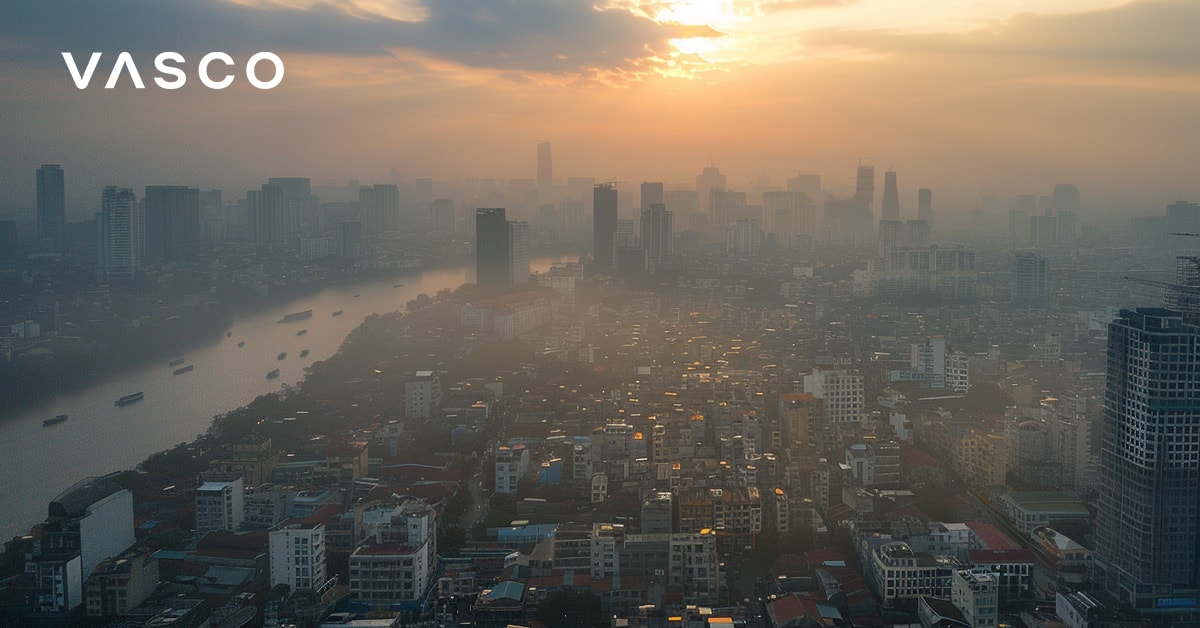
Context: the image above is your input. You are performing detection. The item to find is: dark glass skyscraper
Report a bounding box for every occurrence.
[143,185,200,263]
[475,207,510,287]
[593,183,618,270]
[881,170,899,221]
[36,164,65,251]
[1094,307,1200,618]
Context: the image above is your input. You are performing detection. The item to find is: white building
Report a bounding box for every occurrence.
[868,541,954,604]
[803,367,864,425]
[404,371,442,420]
[946,352,971,393]
[269,523,327,591]
[349,501,437,604]
[951,567,998,628]
[494,445,530,494]
[196,477,245,533]
[29,476,136,614]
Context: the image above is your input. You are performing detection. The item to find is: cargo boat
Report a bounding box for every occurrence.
[172,364,194,375]
[277,310,313,323]
[43,414,68,426]
[266,369,280,379]
[115,392,144,406]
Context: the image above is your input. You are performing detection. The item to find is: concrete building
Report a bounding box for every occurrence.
[951,567,998,628]
[270,523,328,591]
[196,476,246,534]
[28,476,136,615]
[495,445,530,495]
[349,501,437,604]
[803,367,865,426]
[405,370,442,420]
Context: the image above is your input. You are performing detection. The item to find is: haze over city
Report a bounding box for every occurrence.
[3,0,1200,215]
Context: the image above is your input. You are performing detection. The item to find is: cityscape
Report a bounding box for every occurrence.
[3,1,1200,628]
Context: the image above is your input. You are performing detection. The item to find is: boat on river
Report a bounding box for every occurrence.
[300,349,309,358]
[332,310,344,317]
[172,364,194,375]
[277,310,313,323]
[296,329,307,336]
[277,352,287,360]
[43,414,68,426]
[169,357,185,367]
[115,392,144,406]
[266,369,280,379]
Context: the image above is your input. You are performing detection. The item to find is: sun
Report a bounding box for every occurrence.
[653,0,745,30]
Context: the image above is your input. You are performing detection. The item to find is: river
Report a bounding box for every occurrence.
[0,257,574,541]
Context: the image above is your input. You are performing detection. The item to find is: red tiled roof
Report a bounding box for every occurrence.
[965,520,1019,550]
[295,503,343,526]
[901,444,947,468]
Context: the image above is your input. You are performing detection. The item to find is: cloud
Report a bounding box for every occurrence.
[0,0,684,77]
[796,0,1200,78]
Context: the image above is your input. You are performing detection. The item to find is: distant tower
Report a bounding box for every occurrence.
[695,166,726,220]
[1013,252,1048,308]
[640,203,673,272]
[143,185,200,263]
[475,208,510,287]
[1052,184,1080,212]
[881,170,899,221]
[917,188,932,223]
[537,142,553,196]
[640,181,664,209]
[593,183,618,270]
[98,186,141,282]
[854,164,875,207]
[36,164,65,251]
[509,220,530,285]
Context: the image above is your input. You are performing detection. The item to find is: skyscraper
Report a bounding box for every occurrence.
[640,203,673,272]
[640,181,664,209]
[854,164,875,207]
[509,220,530,285]
[143,185,200,263]
[37,164,65,251]
[593,183,618,270]
[98,186,141,282]
[1094,308,1200,617]
[1013,252,1049,308]
[475,208,509,287]
[881,170,899,221]
[1052,183,1080,212]
[537,142,552,197]
[695,166,726,220]
[917,188,933,223]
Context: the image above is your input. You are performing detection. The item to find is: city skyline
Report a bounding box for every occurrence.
[1,0,1199,214]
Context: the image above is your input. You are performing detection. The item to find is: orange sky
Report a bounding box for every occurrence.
[1,0,1198,215]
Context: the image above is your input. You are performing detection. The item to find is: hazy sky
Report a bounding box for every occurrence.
[2,0,1198,217]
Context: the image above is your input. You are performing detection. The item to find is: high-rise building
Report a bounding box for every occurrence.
[360,183,399,234]
[247,184,286,243]
[37,164,65,251]
[269,523,327,591]
[537,141,552,196]
[1013,252,1049,308]
[640,181,664,209]
[917,188,933,224]
[709,189,747,230]
[1052,184,1080,212]
[475,208,509,287]
[98,186,141,282]
[593,183,618,270]
[881,170,900,221]
[764,190,815,245]
[1094,308,1200,617]
[509,220,530,284]
[640,203,673,272]
[787,173,821,200]
[695,166,726,218]
[143,185,200,263]
[855,164,875,207]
